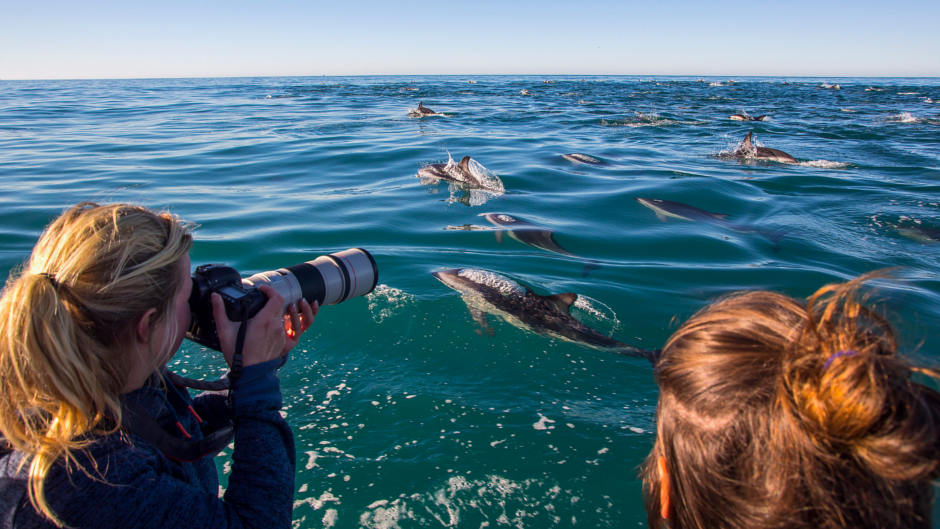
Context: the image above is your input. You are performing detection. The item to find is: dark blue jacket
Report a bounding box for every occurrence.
[0,359,294,529]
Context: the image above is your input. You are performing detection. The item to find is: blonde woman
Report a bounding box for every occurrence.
[0,202,316,528]
[643,274,940,529]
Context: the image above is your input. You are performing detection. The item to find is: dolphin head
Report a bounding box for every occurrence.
[480,212,523,228]
[432,268,467,292]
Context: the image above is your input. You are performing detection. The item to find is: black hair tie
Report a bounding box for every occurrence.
[38,272,60,290]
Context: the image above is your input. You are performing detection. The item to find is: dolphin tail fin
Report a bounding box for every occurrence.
[617,346,661,364]
[544,292,578,313]
[580,262,601,277]
[494,230,504,244]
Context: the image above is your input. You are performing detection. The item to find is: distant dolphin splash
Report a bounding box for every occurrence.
[432,268,657,361]
[729,113,768,121]
[732,131,797,164]
[562,153,604,165]
[409,101,441,118]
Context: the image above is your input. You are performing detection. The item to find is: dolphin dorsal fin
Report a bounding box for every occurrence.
[458,156,471,173]
[743,131,753,149]
[544,292,578,313]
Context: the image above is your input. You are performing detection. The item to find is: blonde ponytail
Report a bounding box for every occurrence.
[0,202,192,525]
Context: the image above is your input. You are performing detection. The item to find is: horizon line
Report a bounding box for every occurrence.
[4,73,940,82]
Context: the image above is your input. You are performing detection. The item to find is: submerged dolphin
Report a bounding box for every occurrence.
[897,225,940,243]
[636,197,783,243]
[729,113,768,121]
[562,153,604,165]
[734,131,797,163]
[409,101,438,117]
[432,268,656,361]
[635,198,728,223]
[480,213,575,256]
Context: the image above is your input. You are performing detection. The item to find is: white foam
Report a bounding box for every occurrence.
[367,284,415,323]
[293,491,340,510]
[572,295,621,333]
[798,160,850,169]
[322,509,338,528]
[888,112,920,123]
[533,413,556,431]
[305,450,320,469]
[456,269,525,296]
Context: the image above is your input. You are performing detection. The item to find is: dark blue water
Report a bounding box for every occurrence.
[1,76,938,528]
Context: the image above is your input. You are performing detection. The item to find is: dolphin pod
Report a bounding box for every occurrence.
[432,268,658,362]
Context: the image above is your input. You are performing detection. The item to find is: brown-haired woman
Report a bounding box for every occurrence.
[0,202,316,528]
[643,273,940,529]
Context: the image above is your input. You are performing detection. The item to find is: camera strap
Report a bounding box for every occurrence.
[121,375,234,463]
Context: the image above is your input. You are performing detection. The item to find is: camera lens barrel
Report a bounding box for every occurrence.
[242,248,378,309]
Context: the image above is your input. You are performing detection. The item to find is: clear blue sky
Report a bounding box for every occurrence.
[2,0,938,79]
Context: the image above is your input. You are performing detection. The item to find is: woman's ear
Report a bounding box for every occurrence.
[135,308,158,344]
[658,455,671,520]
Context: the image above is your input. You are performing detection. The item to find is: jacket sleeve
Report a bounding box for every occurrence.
[33,359,295,529]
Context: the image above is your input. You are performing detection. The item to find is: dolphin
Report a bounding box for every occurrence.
[635,198,728,223]
[897,225,940,243]
[729,113,768,121]
[418,156,489,189]
[562,153,604,165]
[432,268,657,361]
[636,197,784,243]
[480,213,574,256]
[409,101,437,117]
[734,131,797,163]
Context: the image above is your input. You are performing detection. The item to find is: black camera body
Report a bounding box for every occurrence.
[187,264,266,351]
[186,248,378,352]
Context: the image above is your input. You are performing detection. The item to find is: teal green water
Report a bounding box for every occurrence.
[1,76,939,527]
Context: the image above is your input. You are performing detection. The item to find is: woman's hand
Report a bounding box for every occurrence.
[211,285,318,367]
[282,296,318,354]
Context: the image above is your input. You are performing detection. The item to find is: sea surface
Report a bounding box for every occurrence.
[1,76,938,528]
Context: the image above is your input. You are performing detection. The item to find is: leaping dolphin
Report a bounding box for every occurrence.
[432,268,657,361]
[417,156,495,190]
[734,131,797,163]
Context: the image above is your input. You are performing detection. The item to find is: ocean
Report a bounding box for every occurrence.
[1,75,938,528]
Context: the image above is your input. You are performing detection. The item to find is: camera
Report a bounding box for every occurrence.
[187,248,378,351]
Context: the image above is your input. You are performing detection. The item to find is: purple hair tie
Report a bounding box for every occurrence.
[824,350,858,370]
